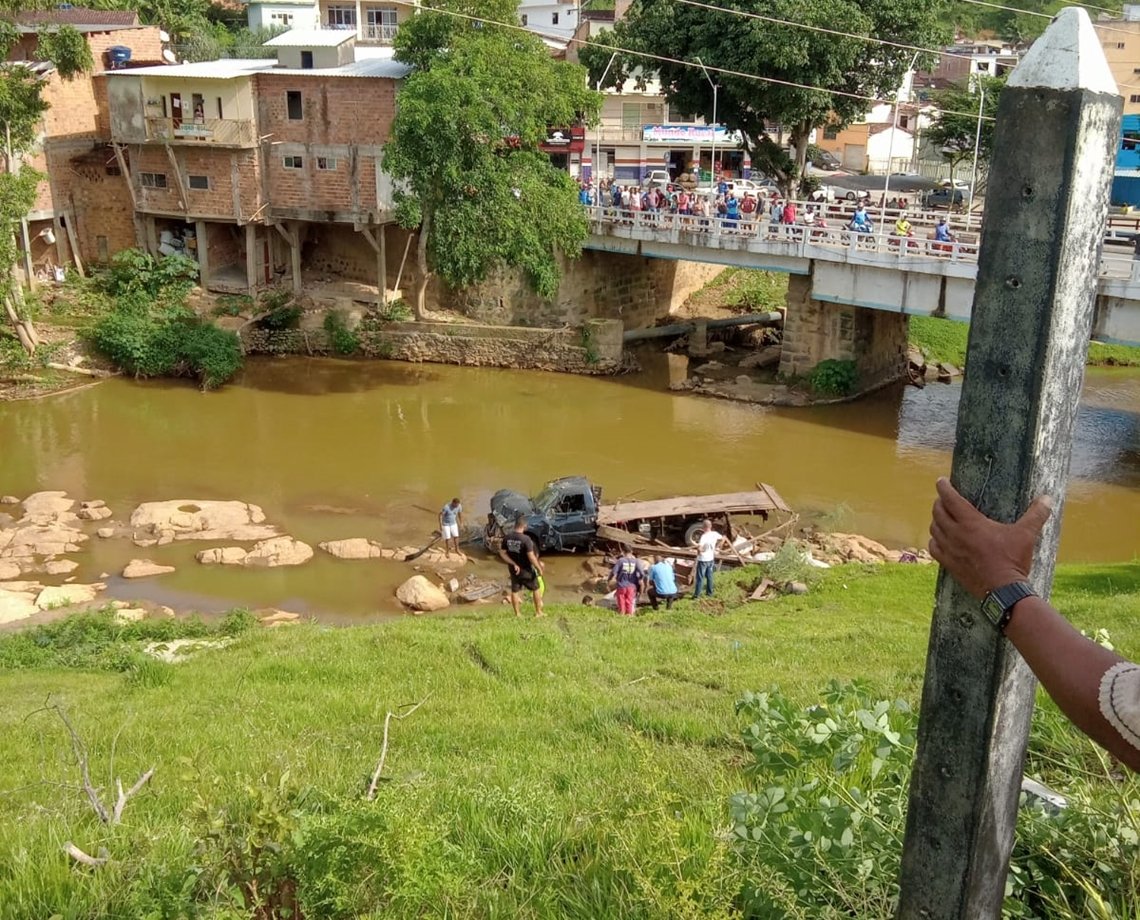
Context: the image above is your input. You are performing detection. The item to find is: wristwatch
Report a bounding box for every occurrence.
[980,581,1037,633]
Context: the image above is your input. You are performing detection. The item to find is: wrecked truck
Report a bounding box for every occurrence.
[487,476,792,553]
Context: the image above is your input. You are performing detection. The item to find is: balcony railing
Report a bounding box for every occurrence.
[595,122,649,142]
[145,116,256,148]
[363,22,398,42]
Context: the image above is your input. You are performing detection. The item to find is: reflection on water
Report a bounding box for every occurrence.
[897,370,1140,489]
[3,357,1140,616]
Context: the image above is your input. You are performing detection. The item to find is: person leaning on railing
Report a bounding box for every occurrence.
[928,478,1140,773]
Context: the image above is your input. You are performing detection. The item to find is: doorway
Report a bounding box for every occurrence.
[170,92,183,129]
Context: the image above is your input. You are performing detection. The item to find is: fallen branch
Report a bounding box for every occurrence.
[32,703,155,825]
[366,695,431,801]
[64,842,109,868]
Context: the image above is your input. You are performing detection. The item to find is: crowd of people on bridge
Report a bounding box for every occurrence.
[577,177,961,251]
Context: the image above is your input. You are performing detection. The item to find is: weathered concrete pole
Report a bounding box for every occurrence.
[897,10,1120,919]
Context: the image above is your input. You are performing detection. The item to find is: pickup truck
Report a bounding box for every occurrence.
[487,476,792,553]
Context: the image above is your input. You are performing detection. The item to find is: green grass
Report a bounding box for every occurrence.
[910,315,1140,368]
[0,564,1137,918]
[689,269,789,315]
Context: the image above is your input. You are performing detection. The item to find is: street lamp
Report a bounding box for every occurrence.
[695,56,718,190]
[595,51,618,206]
[965,80,986,232]
[881,50,922,235]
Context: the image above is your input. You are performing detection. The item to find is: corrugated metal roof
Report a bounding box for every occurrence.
[108,59,272,79]
[265,29,355,47]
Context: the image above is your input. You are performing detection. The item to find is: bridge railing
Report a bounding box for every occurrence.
[585,203,983,264]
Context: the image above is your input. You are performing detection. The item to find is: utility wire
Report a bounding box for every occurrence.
[957,0,1134,35]
[416,2,997,121]
[673,0,974,60]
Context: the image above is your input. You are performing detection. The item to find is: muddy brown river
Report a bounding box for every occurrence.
[3,351,1140,617]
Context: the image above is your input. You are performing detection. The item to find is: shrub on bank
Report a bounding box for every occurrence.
[87,249,243,389]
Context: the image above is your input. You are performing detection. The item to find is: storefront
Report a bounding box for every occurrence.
[540,125,586,176]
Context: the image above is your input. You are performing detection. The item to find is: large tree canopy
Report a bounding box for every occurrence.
[388,0,600,319]
[581,0,948,190]
[924,75,1004,185]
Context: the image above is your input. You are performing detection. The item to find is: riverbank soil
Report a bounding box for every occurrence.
[0,563,1137,917]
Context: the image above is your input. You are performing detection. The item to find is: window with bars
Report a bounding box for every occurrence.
[140,172,167,188]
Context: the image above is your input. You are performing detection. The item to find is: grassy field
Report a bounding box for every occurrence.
[1,563,1138,918]
[909,315,1140,368]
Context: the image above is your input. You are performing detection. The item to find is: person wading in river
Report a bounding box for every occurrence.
[499,515,545,618]
[693,518,729,599]
[439,497,463,558]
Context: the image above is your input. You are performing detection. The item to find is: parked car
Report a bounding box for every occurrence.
[921,187,967,209]
[645,169,672,190]
[811,149,842,170]
[831,184,872,202]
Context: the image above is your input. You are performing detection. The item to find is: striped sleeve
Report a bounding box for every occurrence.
[1099,662,1140,752]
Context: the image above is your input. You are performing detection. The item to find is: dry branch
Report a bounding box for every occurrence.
[64,842,109,868]
[366,695,431,801]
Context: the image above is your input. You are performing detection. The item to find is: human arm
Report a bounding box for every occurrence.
[497,548,519,574]
[929,477,1140,772]
[528,549,544,574]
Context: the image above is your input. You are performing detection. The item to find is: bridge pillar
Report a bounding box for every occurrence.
[779,272,909,392]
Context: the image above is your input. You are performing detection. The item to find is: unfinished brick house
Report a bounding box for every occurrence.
[5,8,165,281]
[104,29,407,300]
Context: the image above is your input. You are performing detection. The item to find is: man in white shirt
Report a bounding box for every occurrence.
[692,518,728,599]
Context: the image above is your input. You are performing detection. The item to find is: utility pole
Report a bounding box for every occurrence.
[897,10,1121,919]
[965,80,987,232]
[594,52,618,206]
[695,57,717,188]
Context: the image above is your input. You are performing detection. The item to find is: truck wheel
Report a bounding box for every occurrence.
[684,521,704,546]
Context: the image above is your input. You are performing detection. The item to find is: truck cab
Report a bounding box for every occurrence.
[489,476,601,552]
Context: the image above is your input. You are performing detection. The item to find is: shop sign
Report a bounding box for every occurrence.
[641,124,740,144]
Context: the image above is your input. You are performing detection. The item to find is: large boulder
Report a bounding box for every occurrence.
[396,575,450,612]
[22,491,75,517]
[196,546,249,566]
[0,561,20,580]
[34,583,103,610]
[122,559,177,579]
[130,500,280,543]
[319,538,385,560]
[244,537,313,567]
[0,585,39,623]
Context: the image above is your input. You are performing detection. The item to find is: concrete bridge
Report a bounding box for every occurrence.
[583,205,1140,389]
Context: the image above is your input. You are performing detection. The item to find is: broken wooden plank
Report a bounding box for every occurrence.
[597,485,792,525]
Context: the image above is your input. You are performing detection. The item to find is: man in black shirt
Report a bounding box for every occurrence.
[498,515,545,618]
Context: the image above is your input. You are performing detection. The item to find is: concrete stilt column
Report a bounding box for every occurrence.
[778,271,908,391]
[194,220,209,287]
[244,223,257,297]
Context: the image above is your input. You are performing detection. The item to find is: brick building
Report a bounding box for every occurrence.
[105,29,408,300]
[4,8,165,280]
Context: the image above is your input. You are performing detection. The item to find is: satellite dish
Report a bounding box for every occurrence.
[162,49,177,63]
[159,29,170,42]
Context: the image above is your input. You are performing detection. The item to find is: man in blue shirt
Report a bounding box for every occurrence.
[646,555,679,610]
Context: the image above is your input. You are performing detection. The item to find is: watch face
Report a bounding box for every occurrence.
[980,593,1004,627]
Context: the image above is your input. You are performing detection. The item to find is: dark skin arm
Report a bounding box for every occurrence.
[929,477,1140,773]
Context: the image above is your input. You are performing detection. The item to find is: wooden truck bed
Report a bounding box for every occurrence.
[596,483,792,525]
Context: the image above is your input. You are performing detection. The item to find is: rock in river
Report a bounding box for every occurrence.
[196,546,250,566]
[396,575,450,612]
[130,500,280,543]
[319,537,385,560]
[244,536,313,567]
[122,559,177,579]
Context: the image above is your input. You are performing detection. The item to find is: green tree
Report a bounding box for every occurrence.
[0,21,93,354]
[924,75,1004,187]
[581,0,948,192]
[388,0,601,320]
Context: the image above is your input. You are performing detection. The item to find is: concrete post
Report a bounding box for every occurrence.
[689,317,708,356]
[194,220,209,287]
[897,11,1121,919]
[290,221,302,296]
[244,223,258,297]
[378,222,387,306]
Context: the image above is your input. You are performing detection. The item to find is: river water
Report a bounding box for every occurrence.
[3,353,1140,617]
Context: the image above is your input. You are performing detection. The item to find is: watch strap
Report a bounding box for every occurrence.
[981,581,1037,633]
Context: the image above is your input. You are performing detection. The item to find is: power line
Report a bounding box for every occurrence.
[957,0,1134,35]
[673,0,974,61]
[416,2,996,121]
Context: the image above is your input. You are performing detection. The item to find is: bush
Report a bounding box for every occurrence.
[807,359,857,397]
[731,683,1140,919]
[98,249,198,304]
[259,304,303,331]
[323,310,359,355]
[376,297,413,322]
[91,308,242,390]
